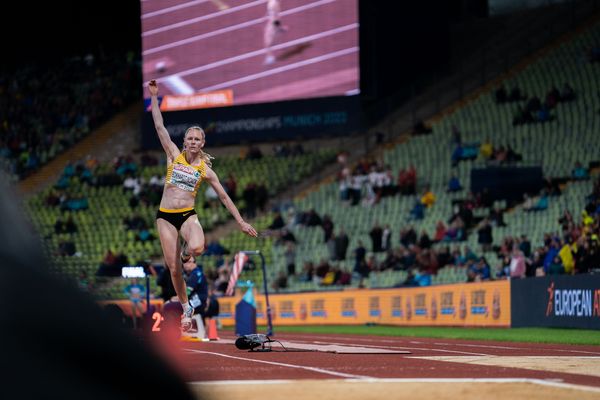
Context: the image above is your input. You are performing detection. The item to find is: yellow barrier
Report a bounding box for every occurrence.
[218,281,510,327]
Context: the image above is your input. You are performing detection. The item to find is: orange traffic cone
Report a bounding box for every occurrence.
[207,318,220,341]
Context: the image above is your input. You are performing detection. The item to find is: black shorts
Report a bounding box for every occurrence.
[156,207,196,230]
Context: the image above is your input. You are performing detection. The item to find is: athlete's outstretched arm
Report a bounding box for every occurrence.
[205,166,258,237]
[148,80,180,160]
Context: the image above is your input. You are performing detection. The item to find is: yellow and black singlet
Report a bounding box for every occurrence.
[165,152,207,196]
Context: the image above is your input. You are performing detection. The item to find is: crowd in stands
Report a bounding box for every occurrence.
[22,25,600,301]
[450,127,524,167]
[0,51,140,180]
[337,158,414,207]
[265,159,599,290]
[493,83,576,126]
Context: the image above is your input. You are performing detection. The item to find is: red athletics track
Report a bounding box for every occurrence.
[147,332,600,389]
[141,0,359,105]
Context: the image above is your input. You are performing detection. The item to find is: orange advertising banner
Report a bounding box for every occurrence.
[217,281,511,327]
[160,89,233,111]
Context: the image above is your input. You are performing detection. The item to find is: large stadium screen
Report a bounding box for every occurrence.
[141,0,360,112]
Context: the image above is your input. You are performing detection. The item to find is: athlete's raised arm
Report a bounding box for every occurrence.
[148,80,180,161]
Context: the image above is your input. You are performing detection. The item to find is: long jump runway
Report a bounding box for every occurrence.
[162,332,600,400]
[141,0,360,105]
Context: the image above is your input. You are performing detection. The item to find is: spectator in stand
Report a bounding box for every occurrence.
[468,257,491,281]
[420,186,436,208]
[408,198,425,221]
[58,239,77,257]
[418,230,432,249]
[245,145,263,160]
[353,241,368,283]
[543,176,561,196]
[397,165,417,195]
[509,248,526,279]
[476,218,493,253]
[369,222,383,252]
[96,249,128,277]
[519,234,532,258]
[272,271,288,292]
[548,255,564,275]
[543,239,561,274]
[496,255,512,279]
[413,119,432,135]
[255,182,269,212]
[572,161,589,180]
[365,254,379,274]
[320,265,339,286]
[447,172,463,192]
[558,239,575,275]
[479,138,494,161]
[434,220,448,242]
[451,143,463,167]
[204,238,229,256]
[348,174,365,206]
[381,249,401,271]
[284,242,296,276]
[337,267,352,285]
[545,86,560,109]
[395,268,418,287]
[494,86,507,103]
[508,85,525,102]
[400,226,418,247]
[399,246,417,270]
[450,124,462,146]
[314,258,331,282]
[528,249,544,277]
[224,173,237,202]
[321,214,334,243]
[489,206,507,227]
[450,246,466,267]
[55,215,78,235]
[382,224,392,252]
[512,105,534,126]
[558,209,574,231]
[267,211,285,231]
[493,145,508,163]
[242,182,257,218]
[561,83,576,102]
[298,261,315,282]
[436,245,452,268]
[414,268,432,286]
[276,228,296,246]
[505,145,523,163]
[523,191,548,212]
[334,229,349,261]
[304,208,322,227]
[536,104,551,123]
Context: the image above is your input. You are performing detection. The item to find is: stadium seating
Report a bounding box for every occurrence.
[25,149,336,299]
[22,18,600,299]
[259,18,600,292]
[0,51,140,182]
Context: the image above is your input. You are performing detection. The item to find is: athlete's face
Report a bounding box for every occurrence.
[184,128,205,151]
